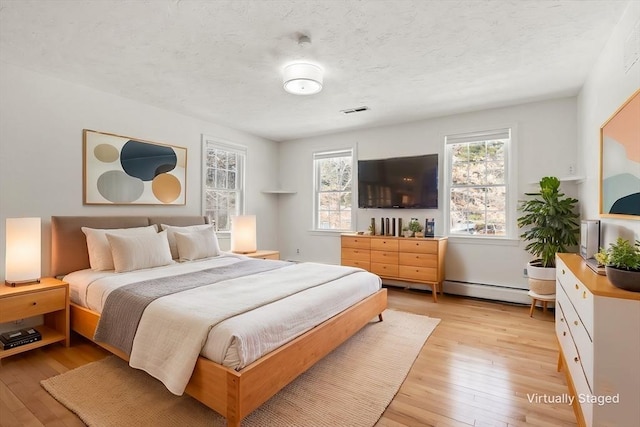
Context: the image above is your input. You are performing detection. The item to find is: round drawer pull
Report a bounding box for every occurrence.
[574,320,579,326]
[560,317,564,322]
[583,291,587,299]
[574,356,579,363]
[563,332,567,336]
[575,284,579,290]
[562,269,565,275]
[32,302,37,306]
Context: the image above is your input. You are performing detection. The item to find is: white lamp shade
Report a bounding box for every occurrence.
[231,215,257,254]
[5,217,41,284]
[283,63,323,95]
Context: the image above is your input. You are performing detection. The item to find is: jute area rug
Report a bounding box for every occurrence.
[41,309,439,427]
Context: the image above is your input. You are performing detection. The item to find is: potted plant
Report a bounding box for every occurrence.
[595,238,640,292]
[517,176,580,294]
[408,218,424,238]
[402,226,413,238]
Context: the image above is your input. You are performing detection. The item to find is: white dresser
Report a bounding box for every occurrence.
[555,253,640,426]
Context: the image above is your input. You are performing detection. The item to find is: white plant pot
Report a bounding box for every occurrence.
[527,261,556,295]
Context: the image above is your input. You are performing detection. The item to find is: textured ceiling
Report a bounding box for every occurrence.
[0,0,630,141]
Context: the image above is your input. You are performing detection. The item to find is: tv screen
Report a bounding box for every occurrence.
[358,154,438,209]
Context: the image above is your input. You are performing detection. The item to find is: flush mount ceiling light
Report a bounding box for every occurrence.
[283,63,323,95]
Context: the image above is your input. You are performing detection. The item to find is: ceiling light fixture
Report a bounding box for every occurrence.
[283,62,323,95]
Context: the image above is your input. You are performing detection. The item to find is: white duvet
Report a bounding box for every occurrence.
[64,253,381,394]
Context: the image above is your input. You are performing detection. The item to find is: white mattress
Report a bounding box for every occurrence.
[64,254,381,370]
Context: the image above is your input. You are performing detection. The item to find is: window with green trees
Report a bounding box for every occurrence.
[445,129,511,237]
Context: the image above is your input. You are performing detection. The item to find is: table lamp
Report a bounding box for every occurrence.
[231,215,257,254]
[5,217,41,286]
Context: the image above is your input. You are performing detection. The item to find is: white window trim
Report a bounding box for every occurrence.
[312,147,356,232]
[201,135,247,234]
[443,125,518,240]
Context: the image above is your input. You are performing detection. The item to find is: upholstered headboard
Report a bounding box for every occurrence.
[50,215,208,277]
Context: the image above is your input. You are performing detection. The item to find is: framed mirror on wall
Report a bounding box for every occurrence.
[599,89,640,219]
[83,129,187,205]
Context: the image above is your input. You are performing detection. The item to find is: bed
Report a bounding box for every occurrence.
[51,215,387,426]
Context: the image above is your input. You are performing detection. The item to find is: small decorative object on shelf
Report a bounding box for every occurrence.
[408,218,423,238]
[425,218,435,237]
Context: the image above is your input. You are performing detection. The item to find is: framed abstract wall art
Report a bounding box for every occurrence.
[599,89,640,219]
[83,129,187,205]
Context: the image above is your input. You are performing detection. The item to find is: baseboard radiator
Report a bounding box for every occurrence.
[383,279,531,305]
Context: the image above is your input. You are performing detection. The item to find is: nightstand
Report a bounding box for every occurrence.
[245,250,280,260]
[0,278,70,361]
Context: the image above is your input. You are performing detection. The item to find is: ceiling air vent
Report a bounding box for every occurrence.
[340,106,369,115]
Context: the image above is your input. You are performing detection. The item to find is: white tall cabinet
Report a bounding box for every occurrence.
[555,253,640,426]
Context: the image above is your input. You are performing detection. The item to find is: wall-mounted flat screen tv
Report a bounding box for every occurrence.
[358,154,438,209]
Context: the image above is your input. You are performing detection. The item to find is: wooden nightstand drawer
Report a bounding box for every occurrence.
[0,287,66,323]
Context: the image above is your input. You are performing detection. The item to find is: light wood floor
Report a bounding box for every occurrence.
[0,287,576,427]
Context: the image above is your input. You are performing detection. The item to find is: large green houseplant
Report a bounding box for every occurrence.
[517,176,580,294]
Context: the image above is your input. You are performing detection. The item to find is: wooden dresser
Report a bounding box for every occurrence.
[341,234,447,302]
[555,253,640,426]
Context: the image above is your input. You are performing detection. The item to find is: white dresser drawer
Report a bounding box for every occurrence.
[557,285,594,391]
[557,258,594,337]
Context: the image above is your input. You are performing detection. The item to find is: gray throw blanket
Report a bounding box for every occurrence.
[94,259,291,355]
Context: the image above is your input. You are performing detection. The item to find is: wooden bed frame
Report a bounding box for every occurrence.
[51,216,387,427]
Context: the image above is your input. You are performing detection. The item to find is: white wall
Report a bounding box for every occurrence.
[577,1,640,245]
[0,63,280,278]
[277,97,579,294]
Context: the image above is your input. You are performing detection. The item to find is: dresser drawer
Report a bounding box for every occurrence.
[341,248,370,262]
[399,252,437,268]
[371,250,399,264]
[341,259,370,271]
[557,285,594,390]
[399,265,437,282]
[0,287,66,323]
[557,258,594,337]
[341,236,370,249]
[399,239,437,254]
[556,300,594,426]
[371,238,399,251]
[371,263,399,277]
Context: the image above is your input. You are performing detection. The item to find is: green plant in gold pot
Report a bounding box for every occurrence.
[595,238,640,292]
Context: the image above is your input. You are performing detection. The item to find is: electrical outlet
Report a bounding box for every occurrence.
[523,268,528,278]
[568,163,576,175]
[296,249,300,254]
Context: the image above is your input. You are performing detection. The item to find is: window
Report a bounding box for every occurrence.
[202,136,246,232]
[445,128,512,237]
[313,149,354,231]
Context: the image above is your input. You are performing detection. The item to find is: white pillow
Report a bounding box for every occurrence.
[82,225,158,271]
[161,224,219,259]
[106,231,173,273]
[174,228,221,261]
